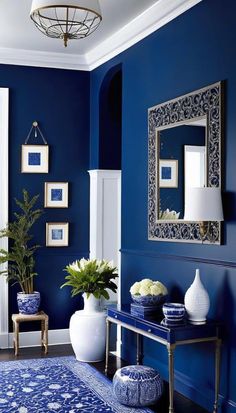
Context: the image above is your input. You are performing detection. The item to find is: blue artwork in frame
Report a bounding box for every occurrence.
[52,229,63,240]
[51,189,63,201]
[45,182,68,208]
[46,223,69,247]
[28,152,41,166]
[161,166,171,180]
[159,160,178,188]
[21,145,49,173]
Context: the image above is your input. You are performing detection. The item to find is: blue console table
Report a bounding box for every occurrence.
[105,305,221,413]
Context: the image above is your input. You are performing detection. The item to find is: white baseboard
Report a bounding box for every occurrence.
[0,329,70,349]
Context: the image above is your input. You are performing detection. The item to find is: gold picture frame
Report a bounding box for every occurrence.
[46,222,69,247]
[44,182,68,208]
[21,145,49,173]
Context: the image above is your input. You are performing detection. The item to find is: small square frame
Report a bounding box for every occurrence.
[21,145,49,173]
[46,222,69,247]
[44,182,68,208]
[159,159,178,188]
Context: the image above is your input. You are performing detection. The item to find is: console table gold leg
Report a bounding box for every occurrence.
[136,333,141,365]
[167,343,176,413]
[213,339,222,413]
[105,319,110,374]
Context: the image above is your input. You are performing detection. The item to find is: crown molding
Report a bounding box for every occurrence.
[86,0,202,70]
[0,0,201,72]
[0,47,88,71]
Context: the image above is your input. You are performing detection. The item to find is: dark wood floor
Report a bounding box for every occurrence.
[0,344,209,413]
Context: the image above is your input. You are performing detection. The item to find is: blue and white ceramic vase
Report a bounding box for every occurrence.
[17,291,40,315]
[113,365,163,407]
[184,269,210,324]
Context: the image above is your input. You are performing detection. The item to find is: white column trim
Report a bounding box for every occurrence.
[88,169,122,356]
[0,88,9,348]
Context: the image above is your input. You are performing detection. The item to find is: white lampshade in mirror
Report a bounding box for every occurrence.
[184,187,224,221]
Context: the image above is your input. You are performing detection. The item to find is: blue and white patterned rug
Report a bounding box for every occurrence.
[0,356,153,413]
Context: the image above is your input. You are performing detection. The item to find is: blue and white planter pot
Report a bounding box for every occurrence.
[131,294,167,307]
[17,291,40,315]
[113,365,163,407]
[162,302,185,321]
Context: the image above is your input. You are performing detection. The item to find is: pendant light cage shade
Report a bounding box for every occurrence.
[30,0,102,47]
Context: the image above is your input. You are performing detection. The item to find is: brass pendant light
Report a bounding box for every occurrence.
[30,0,102,47]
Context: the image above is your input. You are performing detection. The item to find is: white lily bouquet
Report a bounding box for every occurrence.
[61,258,118,300]
[130,278,168,306]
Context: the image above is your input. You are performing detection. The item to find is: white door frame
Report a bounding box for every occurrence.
[0,88,9,348]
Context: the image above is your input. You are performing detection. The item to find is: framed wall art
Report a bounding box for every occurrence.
[46,222,69,247]
[44,182,68,208]
[21,144,49,173]
[159,159,178,188]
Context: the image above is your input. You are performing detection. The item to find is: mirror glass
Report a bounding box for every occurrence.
[158,117,207,220]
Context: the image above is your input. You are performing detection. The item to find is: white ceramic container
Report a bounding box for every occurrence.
[184,269,210,324]
[69,293,106,362]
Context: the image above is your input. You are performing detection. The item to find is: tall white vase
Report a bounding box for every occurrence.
[69,293,106,362]
[184,269,210,324]
[82,293,101,313]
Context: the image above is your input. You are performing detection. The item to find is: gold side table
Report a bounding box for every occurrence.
[12,311,49,356]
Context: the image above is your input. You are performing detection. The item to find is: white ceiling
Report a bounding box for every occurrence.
[0,0,157,54]
[0,0,201,71]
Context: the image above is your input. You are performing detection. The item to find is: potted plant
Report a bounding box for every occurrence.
[61,257,118,362]
[61,257,118,311]
[0,189,43,314]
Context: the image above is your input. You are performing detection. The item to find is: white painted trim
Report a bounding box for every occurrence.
[0,47,88,71]
[0,0,201,71]
[87,0,202,70]
[0,88,9,348]
[1,329,70,349]
[88,170,122,356]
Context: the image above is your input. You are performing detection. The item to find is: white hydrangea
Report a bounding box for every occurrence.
[140,279,153,288]
[139,285,151,296]
[130,282,141,295]
[153,281,168,295]
[130,279,167,296]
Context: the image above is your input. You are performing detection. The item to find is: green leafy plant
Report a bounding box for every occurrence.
[61,258,118,300]
[0,189,43,294]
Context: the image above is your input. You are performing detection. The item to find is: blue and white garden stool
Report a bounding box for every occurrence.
[113,365,163,407]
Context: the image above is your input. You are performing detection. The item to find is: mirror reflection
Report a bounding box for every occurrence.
[158,117,206,220]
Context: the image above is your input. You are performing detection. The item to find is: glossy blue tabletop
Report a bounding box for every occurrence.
[107,305,221,345]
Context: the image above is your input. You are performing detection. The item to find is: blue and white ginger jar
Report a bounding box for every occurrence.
[17,291,40,314]
[113,365,163,407]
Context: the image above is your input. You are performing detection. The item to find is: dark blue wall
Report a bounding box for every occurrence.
[90,0,236,411]
[0,64,90,330]
[99,65,122,169]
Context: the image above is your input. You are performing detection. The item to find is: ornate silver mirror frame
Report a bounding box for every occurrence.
[148,81,223,244]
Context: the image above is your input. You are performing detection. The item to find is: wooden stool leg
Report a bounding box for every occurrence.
[14,321,19,356]
[44,318,48,354]
[41,320,45,349]
[12,320,16,355]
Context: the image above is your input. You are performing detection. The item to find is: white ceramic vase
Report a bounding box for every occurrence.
[184,269,210,324]
[82,293,101,313]
[69,293,106,362]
